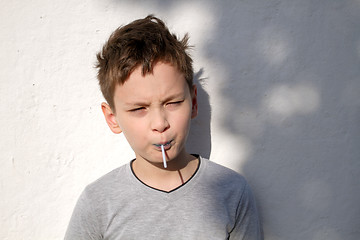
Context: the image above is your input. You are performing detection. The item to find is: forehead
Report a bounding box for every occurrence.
[113,62,189,105]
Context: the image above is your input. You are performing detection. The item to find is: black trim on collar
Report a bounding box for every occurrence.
[130,154,200,193]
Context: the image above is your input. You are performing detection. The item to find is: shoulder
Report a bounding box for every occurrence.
[81,163,130,201]
[198,157,249,197]
[201,159,263,238]
[201,157,247,186]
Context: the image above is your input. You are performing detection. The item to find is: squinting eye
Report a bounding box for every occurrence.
[168,100,184,106]
[130,107,145,112]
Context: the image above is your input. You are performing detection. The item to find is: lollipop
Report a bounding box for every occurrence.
[161,145,167,168]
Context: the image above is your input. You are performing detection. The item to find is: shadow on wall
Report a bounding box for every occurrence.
[107,0,360,239]
[204,1,360,240]
[187,69,212,159]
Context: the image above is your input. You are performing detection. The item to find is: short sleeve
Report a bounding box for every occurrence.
[64,188,103,240]
[229,182,263,240]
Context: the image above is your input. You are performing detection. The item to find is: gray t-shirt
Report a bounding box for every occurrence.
[65,156,262,239]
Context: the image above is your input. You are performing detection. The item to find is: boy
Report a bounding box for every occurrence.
[65,15,262,239]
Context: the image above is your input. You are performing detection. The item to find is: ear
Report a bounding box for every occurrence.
[101,102,122,134]
[191,85,198,119]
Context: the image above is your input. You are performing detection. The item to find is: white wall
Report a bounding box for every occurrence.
[1,0,359,239]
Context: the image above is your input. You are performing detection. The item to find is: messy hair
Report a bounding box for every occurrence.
[96,15,194,111]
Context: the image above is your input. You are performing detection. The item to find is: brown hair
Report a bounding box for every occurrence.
[96,15,194,111]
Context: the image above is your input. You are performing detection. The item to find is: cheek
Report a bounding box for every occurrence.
[126,122,145,139]
[174,113,192,133]
[117,118,142,143]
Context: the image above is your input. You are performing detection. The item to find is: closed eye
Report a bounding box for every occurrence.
[166,100,184,110]
[129,107,146,112]
[168,100,184,106]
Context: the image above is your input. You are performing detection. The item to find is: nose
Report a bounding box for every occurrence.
[150,108,169,133]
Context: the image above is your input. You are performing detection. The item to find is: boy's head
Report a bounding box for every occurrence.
[97,15,198,167]
[96,15,194,112]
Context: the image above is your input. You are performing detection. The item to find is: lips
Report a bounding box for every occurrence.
[154,140,173,150]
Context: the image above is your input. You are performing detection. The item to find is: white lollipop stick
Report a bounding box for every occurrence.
[161,145,167,168]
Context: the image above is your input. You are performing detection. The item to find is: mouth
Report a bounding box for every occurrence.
[154,140,173,150]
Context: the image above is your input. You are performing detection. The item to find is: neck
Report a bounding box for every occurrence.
[132,153,199,192]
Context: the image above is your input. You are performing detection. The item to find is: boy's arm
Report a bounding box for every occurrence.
[229,182,263,240]
[64,189,102,240]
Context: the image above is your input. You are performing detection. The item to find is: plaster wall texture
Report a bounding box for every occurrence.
[1,0,359,239]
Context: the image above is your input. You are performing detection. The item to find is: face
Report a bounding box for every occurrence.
[102,62,197,167]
